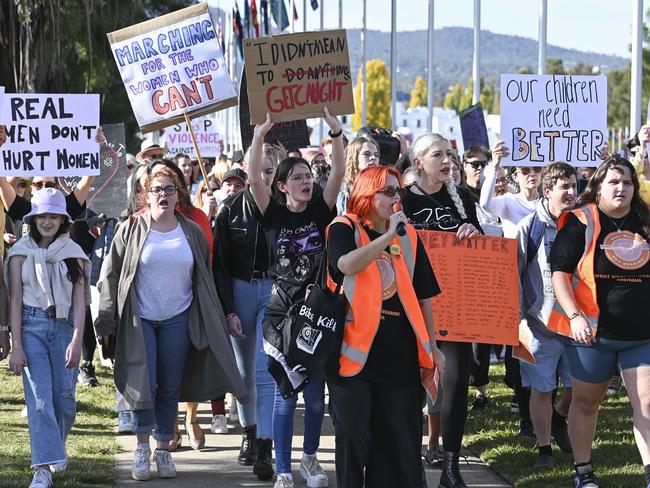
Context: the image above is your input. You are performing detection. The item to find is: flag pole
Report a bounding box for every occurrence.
[390,0,397,130]
[472,0,481,104]
[426,0,434,132]
[361,0,367,127]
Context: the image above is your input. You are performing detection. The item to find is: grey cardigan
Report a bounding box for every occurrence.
[95,211,248,410]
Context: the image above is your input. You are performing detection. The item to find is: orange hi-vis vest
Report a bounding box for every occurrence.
[326,214,435,377]
[547,203,601,338]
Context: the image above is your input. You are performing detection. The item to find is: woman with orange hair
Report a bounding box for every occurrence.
[325,166,445,487]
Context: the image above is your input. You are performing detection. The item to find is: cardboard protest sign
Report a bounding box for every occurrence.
[164,116,223,158]
[243,29,354,125]
[417,230,520,345]
[500,74,607,167]
[0,93,100,177]
[239,68,310,151]
[57,123,127,219]
[108,3,237,133]
[459,103,489,150]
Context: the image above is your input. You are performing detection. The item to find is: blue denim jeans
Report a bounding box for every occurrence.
[131,308,191,441]
[21,306,78,468]
[273,374,326,474]
[232,277,275,439]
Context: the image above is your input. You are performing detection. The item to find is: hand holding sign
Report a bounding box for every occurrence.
[0,125,6,148]
[323,106,341,133]
[253,113,275,140]
[490,140,510,168]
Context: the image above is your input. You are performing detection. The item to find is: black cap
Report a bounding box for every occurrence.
[222,168,248,184]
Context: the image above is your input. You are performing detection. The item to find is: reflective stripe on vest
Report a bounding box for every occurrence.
[548,203,600,337]
[326,214,434,377]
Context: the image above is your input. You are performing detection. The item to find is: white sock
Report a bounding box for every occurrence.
[136,443,150,450]
[303,452,316,460]
[279,473,293,480]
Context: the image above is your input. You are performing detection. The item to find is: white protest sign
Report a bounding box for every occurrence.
[500,74,607,167]
[164,116,222,158]
[108,3,237,133]
[0,93,100,177]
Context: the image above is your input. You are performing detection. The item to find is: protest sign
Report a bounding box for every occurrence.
[500,74,607,167]
[243,29,354,125]
[239,68,310,151]
[58,123,127,219]
[0,93,100,177]
[108,3,237,133]
[164,116,223,158]
[417,230,520,345]
[459,103,489,150]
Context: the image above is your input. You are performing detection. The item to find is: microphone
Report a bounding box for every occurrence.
[393,202,406,236]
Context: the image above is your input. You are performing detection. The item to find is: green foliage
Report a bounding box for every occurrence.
[352,59,392,131]
[409,76,428,108]
[443,77,497,114]
[546,57,566,75]
[0,0,194,153]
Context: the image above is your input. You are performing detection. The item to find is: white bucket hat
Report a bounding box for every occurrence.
[23,188,73,224]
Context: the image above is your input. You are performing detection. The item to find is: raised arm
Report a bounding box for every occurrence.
[248,115,275,216]
[480,140,509,217]
[0,177,17,211]
[321,107,345,209]
[73,176,95,207]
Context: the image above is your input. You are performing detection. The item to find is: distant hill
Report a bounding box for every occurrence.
[345,27,629,100]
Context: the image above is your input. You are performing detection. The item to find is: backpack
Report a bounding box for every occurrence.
[526,212,546,263]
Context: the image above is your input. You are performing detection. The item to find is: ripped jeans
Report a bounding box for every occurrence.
[21,305,79,468]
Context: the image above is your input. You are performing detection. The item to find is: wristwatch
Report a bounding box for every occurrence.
[568,312,582,321]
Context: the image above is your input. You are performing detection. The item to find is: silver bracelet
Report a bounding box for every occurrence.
[0,325,10,333]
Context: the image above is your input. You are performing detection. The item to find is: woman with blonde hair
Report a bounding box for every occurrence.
[402,132,481,488]
[337,136,379,214]
[194,175,220,226]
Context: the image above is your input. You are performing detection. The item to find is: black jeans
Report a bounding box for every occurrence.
[439,340,473,452]
[329,376,423,488]
[469,342,491,388]
[81,306,96,363]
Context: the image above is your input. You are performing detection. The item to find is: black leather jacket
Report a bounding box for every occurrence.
[213,188,270,315]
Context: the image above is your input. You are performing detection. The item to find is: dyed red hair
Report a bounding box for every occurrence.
[347,166,402,225]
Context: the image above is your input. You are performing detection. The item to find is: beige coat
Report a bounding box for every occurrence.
[95,211,248,410]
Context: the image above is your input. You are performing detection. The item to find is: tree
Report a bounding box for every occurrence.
[352,59,391,131]
[443,77,497,114]
[516,67,534,75]
[546,58,566,75]
[443,83,466,113]
[409,76,428,108]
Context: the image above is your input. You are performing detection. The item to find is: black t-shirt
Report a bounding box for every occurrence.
[551,209,650,341]
[8,192,85,221]
[256,193,335,303]
[401,184,482,232]
[327,222,441,384]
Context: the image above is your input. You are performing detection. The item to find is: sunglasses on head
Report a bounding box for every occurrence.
[32,181,57,190]
[519,167,542,175]
[376,186,404,198]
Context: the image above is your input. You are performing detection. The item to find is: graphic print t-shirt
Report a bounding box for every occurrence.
[328,222,441,384]
[551,210,650,340]
[257,193,335,303]
[401,185,482,232]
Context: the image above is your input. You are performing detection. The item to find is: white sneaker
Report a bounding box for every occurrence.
[29,468,53,488]
[274,474,294,488]
[210,414,229,434]
[21,405,28,418]
[49,458,67,473]
[300,454,328,487]
[154,449,176,479]
[131,447,151,481]
[117,410,134,434]
[228,396,239,424]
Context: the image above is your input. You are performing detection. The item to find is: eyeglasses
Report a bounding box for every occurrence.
[17,181,28,189]
[466,160,487,170]
[519,167,542,175]
[376,186,404,198]
[149,185,178,196]
[126,164,134,170]
[31,181,57,190]
[288,173,314,183]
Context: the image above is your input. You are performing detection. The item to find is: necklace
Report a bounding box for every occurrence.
[602,211,630,232]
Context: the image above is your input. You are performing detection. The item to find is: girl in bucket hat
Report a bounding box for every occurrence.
[6,187,91,488]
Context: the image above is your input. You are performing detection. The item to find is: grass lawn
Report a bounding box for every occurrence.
[464,363,645,488]
[0,362,119,488]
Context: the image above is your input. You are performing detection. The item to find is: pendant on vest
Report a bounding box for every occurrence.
[390,244,401,256]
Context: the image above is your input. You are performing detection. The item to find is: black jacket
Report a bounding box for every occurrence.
[213,188,269,315]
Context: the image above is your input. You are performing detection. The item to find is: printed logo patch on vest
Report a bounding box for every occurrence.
[376,251,397,300]
[600,231,650,270]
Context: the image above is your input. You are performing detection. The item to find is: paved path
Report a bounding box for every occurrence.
[114,400,514,488]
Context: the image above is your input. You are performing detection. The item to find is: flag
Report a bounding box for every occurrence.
[270,0,289,31]
[251,0,260,37]
[261,0,270,35]
[233,6,244,58]
[293,2,299,21]
[216,16,225,55]
[244,0,251,38]
[311,0,318,10]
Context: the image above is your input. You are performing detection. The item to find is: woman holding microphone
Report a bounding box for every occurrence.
[326,165,445,487]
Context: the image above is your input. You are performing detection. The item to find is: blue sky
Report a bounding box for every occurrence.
[221,0,637,58]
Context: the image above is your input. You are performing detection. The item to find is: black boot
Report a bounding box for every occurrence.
[253,438,274,480]
[238,424,257,465]
[78,360,99,387]
[438,451,467,488]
